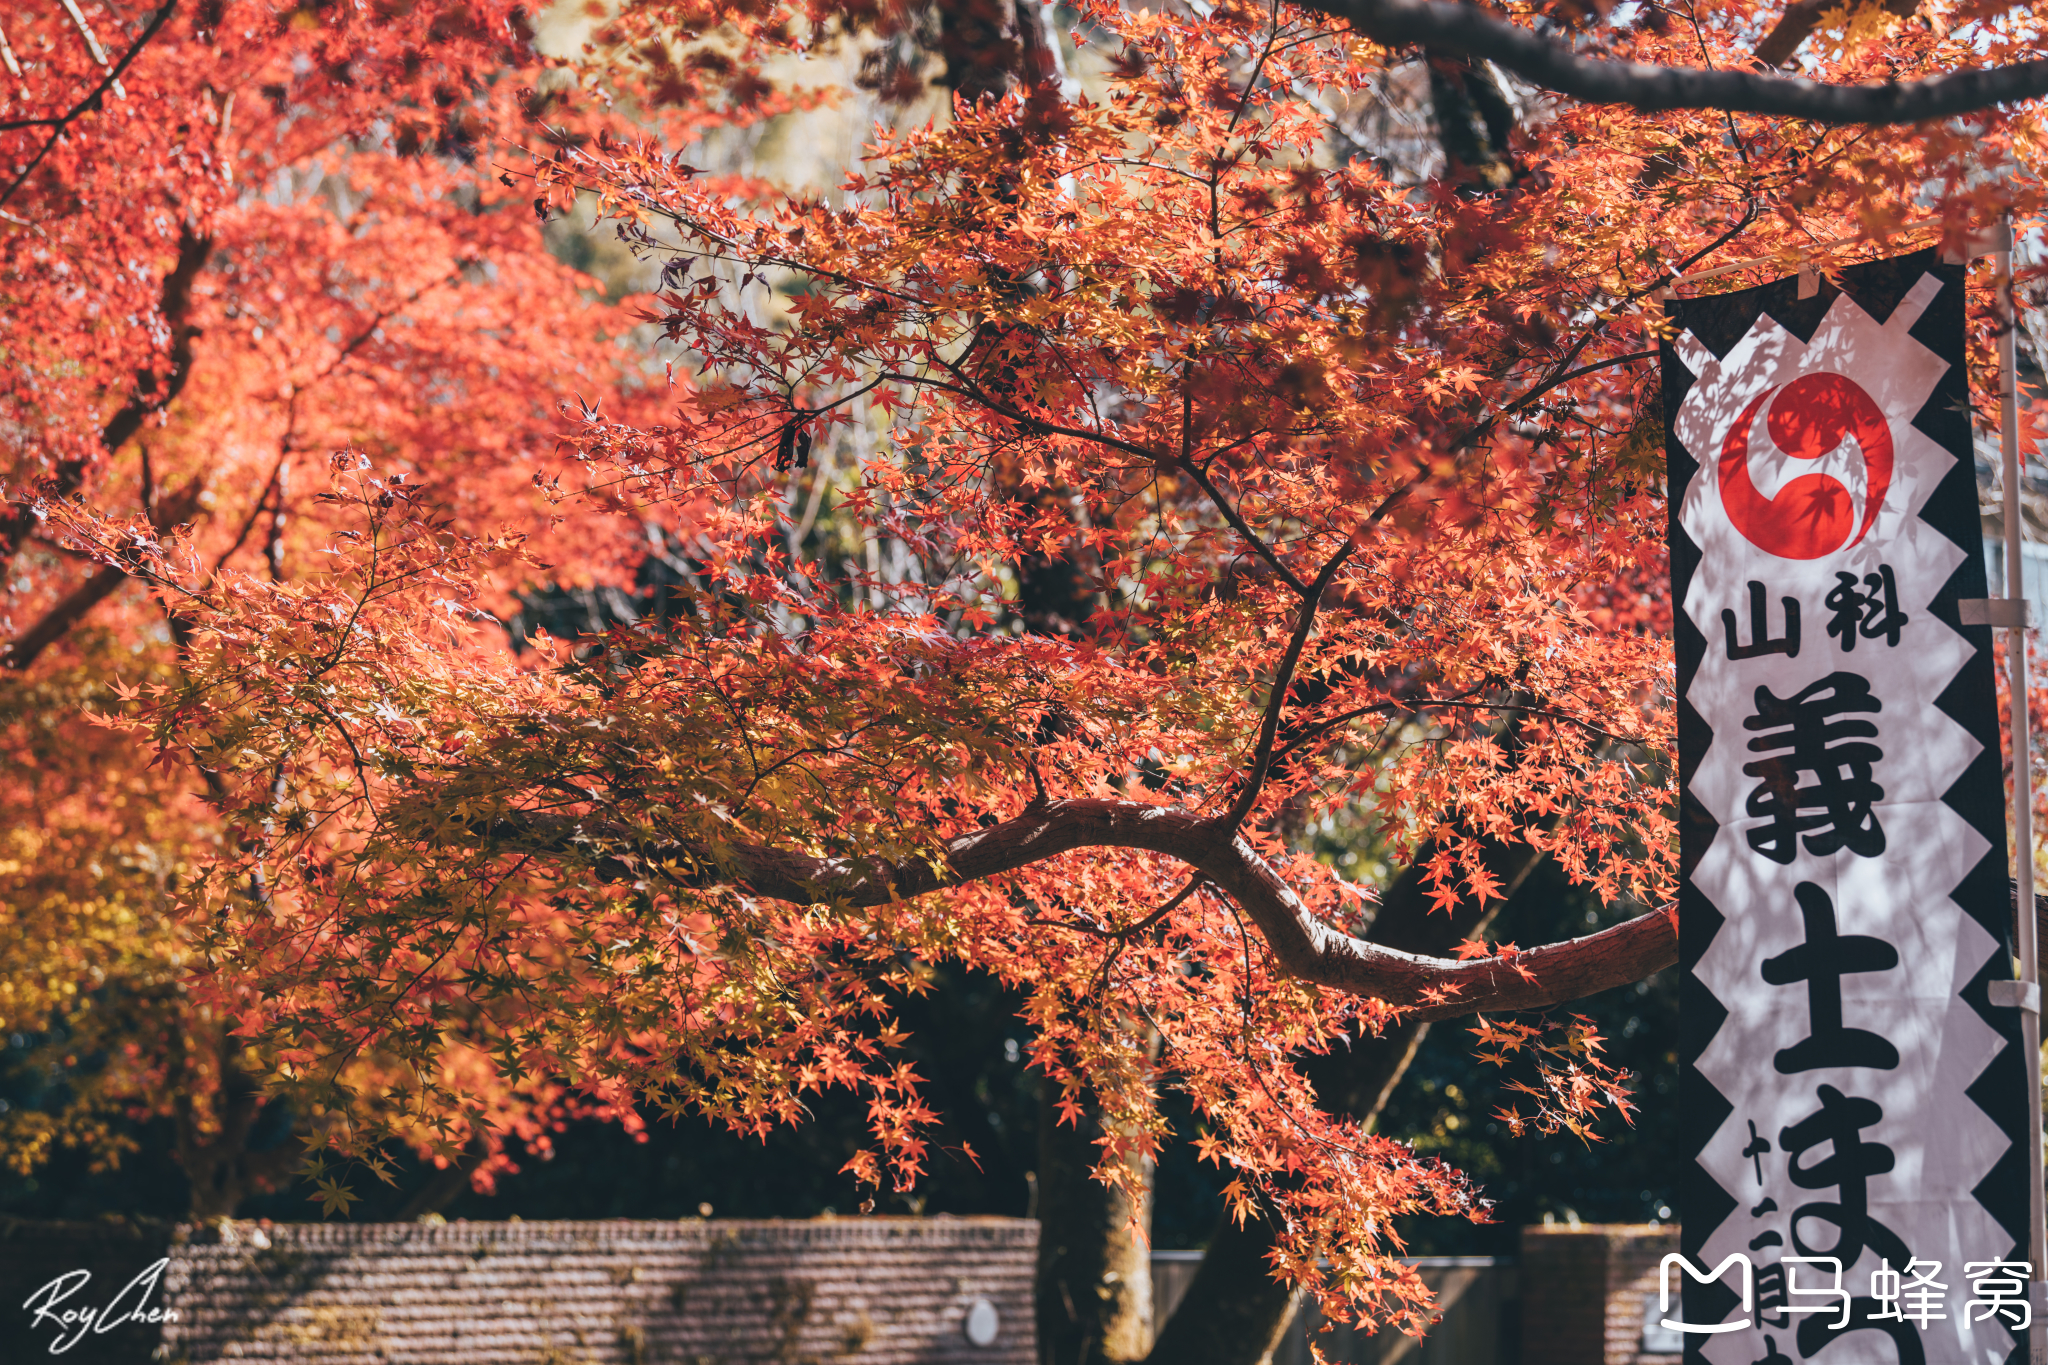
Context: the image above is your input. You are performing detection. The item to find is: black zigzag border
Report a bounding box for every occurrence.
[1664,249,2026,1365]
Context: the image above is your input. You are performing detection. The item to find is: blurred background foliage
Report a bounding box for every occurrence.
[0,0,1677,1246]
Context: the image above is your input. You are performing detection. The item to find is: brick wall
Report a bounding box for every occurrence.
[1600,1226,1681,1365]
[1520,1224,1680,1365]
[2,1216,1037,1365]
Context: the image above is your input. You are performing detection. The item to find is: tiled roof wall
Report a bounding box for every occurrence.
[4,1216,1037,1365]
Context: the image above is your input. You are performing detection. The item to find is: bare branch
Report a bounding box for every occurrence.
[1305,0,2048,123]
[1175,457,1312,597]
[1754,0,1919,70]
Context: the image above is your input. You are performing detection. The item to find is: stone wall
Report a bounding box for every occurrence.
[2,1216,1036,1365]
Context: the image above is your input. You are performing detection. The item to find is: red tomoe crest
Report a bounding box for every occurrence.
[1717,372,1894,560]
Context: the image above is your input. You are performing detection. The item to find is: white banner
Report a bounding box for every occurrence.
[1668,252,2030,1365]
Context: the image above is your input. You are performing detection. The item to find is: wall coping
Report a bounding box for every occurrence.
[168,1214,1036,1249]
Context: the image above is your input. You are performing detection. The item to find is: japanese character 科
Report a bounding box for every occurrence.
[1743,672,1885,864]
[1759,881,1900,1073]
[1963,1260,2033,1329]
[1726,579,1801,660]
[1825,565,1908,651]
[1779,1084,1911,1273]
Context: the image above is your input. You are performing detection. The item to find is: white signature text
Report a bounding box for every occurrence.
[21,1258,179,1354]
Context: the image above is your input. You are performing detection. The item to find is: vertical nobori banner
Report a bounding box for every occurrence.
[1669,250,2032,1365]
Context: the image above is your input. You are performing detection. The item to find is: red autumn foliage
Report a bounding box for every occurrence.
[8,0,2048,1334]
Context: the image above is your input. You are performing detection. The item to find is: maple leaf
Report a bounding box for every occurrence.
[311,1177,362,1219]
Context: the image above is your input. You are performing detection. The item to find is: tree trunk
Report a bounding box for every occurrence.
[1036,1078,1157,1365]
[173,1031,299,1221]
[1427,51,1518,191]
[0,228,212,573]
[933,0,1059,104]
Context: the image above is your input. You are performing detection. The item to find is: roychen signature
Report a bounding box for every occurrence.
[21,1258,179,1355]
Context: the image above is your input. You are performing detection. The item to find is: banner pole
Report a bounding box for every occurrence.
[1995,213,2048,1364]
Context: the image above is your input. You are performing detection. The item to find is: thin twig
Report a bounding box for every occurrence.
[1215,540,1357,835]
[0,2,177,210]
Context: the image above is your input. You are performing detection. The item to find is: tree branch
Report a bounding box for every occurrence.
[1754,0,1919,70]
[1215,540,1355,833]
[0,1,180,208]
[1174,457,1312,597]
[480,797,1677,1018]
[1,563,128,669]
[2,475,203,669]
[1303,0,2048,123]
[0,226,212,572]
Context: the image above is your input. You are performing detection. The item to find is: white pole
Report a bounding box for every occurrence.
[1995,213,2048,1365]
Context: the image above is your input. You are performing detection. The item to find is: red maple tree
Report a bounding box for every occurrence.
[9,0,2048,1348]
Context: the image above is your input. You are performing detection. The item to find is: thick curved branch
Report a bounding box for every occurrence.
[486,797,1676,1018]
[1305,0,2048,123]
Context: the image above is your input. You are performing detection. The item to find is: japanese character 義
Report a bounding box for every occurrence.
[1743,672,1885,864]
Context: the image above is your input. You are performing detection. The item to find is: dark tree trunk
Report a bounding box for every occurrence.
[1036,1078,1157,1365]
[933,0,1059,104]
[173,1035,300,1221]
[1428,51,1518,191]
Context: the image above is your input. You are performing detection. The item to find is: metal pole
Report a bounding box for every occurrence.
[1995,214,2048,1364]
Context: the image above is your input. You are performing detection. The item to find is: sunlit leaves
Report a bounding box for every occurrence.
[11,0,2047,1334]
